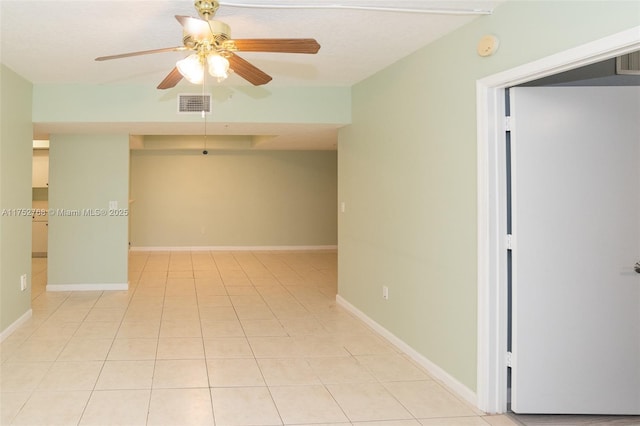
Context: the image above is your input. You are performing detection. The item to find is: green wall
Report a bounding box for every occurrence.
[130,148,337,247]
[33,85,350,126]
[338,0,640,393]
[48,134,129,289]
[0,65,33,334]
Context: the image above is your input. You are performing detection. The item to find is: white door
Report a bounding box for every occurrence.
[510,86,640,414]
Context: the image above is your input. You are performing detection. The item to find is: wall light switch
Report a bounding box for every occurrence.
[20,274,27,291]
[340,202,346,213]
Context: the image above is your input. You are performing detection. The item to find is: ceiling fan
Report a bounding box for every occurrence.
[95,0,321,89]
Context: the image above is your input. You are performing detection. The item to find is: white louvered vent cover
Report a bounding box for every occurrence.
[178,94,211,113]
[616,51,640,75]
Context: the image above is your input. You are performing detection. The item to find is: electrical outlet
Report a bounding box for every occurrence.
[382,285,389,300]
[20,274,27,291]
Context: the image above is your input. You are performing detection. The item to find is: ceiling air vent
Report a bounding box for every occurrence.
[616,51,640,75]
[178,94,212,114]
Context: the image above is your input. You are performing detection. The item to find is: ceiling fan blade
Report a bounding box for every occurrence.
[228,54,272,86]
[157,67,184,90]
[232,38,320,54]
[175,15,211,39]
[95,47,186,61]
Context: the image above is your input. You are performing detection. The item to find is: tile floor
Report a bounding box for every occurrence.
[1,251,516,426]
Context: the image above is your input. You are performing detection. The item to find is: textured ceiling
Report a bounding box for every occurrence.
[1,0,501,148]
[1,0,500,87]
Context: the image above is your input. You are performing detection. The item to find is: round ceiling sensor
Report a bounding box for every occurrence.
[477,35,499,57]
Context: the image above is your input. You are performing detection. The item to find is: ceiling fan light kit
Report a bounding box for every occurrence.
[95,0,321,89]
[176,54,205,84]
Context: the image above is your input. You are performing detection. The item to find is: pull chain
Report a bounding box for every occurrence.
[202,72,208,155]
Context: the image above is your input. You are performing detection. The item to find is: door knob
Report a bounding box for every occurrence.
[635,262,640,274]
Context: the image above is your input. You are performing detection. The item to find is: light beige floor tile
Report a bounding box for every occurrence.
[292,424,351,426]
[133,280,166,291]
[223,277,253,287]
[480,415,519,425]
[207,358,265,387]
[354,421,422,426]
[58,338,113,361]
[80,389,151,426]
[201,320,245,338]
[307,356,376,384]
[248,336,304,358]
[93,291,131,308]
[211,387,282,426]
[271,305,314,320]
[327,382,413,422]
[339,333,397,355]
[279,318,327,336]
[251,277,282,287]
[165,286,197,299]
[257,358,321,385]
[384,381,477,419]
[30,321,80,339]
[203,337,254,358]
[5,337,68,362]
[159,319,202,337]
[270,385,349,424]
[0,362,52,391]
[167,271,194,279]
[84,307,126,322]
[198,295,233,307]
[234,304,276,320]
[157,337,205,359]
[419,417,490,425]
[255,277,289,292]
[107,338,158,360]
[296,335,352,357]
[225,286,259,296]
[74,321,120,339]
[161,307,200,321]
[12,390,90,426]
[153,359,209,388]
[123,308,163,323]
[230,294,267,306]
[47,308,91,323]
[194,271,224,279]
[199,306,238,321]
[356,354,431,381]
[241,319,288,337]
[320,318,372,335]
[195,284,227,297]
[116,320,160,339]
[0,392,30,424]
[36,361,103,390]
[95,360,155,390]
[147,388,215,426]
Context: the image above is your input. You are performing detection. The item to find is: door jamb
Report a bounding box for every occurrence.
[476,26,640,414]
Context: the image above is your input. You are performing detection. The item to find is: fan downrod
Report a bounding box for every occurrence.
[195,0,220,19]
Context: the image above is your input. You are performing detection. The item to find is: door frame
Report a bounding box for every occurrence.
[475,26,640,414]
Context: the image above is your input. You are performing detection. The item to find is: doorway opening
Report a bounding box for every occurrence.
[475,26,640,415]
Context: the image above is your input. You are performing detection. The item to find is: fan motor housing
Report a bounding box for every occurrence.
[195,0,219,19]
[183,19,231,49]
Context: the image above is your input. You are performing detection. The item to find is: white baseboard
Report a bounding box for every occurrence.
[46,283,129,292]
[336,294,478,409]
[0,309,32,342]
[129,245,337,252]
